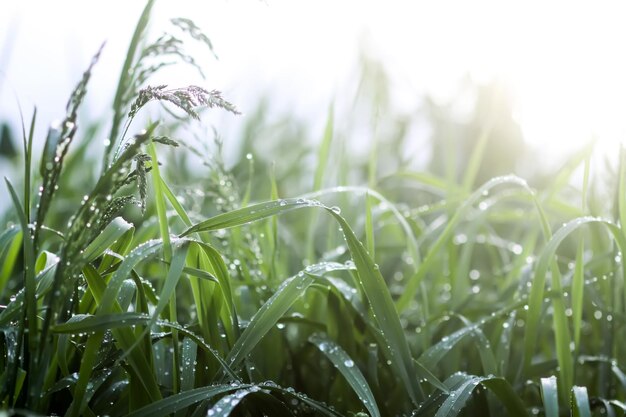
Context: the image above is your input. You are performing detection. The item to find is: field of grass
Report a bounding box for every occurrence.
[2,2,626,416]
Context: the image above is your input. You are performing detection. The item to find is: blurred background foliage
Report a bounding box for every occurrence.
[0,49,604,224]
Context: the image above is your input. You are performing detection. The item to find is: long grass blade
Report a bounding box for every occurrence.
[431,373,528,417]
[106,0,156,166]
[524,216,626,399]
[310,333,381,417]
[571,386,592,417]
[224,262,342,370]
[5,178,38,406]
[182,198,423,404]
[126,385,240,417]
[397,175,548,311]
[572,154,590,349]
[540,376,559,417]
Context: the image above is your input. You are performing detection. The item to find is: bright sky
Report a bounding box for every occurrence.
[2,1,626,159]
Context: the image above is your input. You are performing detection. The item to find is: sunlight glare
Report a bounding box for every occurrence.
[356,0,626,155]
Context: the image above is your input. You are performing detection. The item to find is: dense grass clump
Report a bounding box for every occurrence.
[3,2,626,416]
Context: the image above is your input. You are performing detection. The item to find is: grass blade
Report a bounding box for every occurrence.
[572,154,590,349]
[106,0,155,166]
[571,386,591,417]
[19,106,36,224]
[397,175,547,311]
[479,377,529,417]
[313,104,334,191]
[0,227,22,296]
[82,217,133,262]
[180,338,198,392]
[53,312,151,333]
[524,216,626,399]
[148,139,179,392]
[126,385,241,417]
[310,333,381,417]
[461,116,493,192]
[540,376,559,417]
[434,374,482,417]
[327,209,423,405]
[5,178,38,406]
[224,263,329,370]
[181,198,317,235]
[430,374,528,417]
[365,191,375,258]
[183,199,423,404]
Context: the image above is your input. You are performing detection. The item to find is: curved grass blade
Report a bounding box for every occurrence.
[99,237,182,315]
[365,191,375,258]
[181,266,218,283]
[147,139,180,392]
[310,333,380,417]
[434,374,482,417]
[56,315,86,376]
[571,240,585,349]
[257,383,343,417]
[0,256,58,326]
[67,238,175,416]
[571,386,591,417]
[156,319,238,381]
[313,104,334,191]
[192,240,240,342]
[110,243,189,362]
[82,217,134,262]
[418,323,477,371]
[432,374,528,417]
[544,142,594,203]
[52,312,151,333]
[182,198,423,404]
[540,376,559,417]
[307,106,335,262]
[51,308,236,380]
[413,360,450,394]
[19,105,36,226]
[180,338,197,392]
[224,262,345,370]
[303,186,421,267]
[5,178,38,406]
[457,314,497,376]
[572,154,589,349]
[161,177,192,227]
[397,175,549,311]
[327,209,423,404]
[148,140,171,260]
[524,216,626,398]
[495,311,517,376]
[126,385,243,417]
[461,115,494,192]
[181,198,318,236]
[620,145,626,237]
[479,377,528,417]
[384,170,451,194]
[206,388,266,417]
[0,227,22,295]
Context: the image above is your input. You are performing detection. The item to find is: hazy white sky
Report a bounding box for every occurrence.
[2,0,626,157]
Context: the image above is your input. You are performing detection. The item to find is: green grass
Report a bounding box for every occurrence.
[2,2,626,416]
